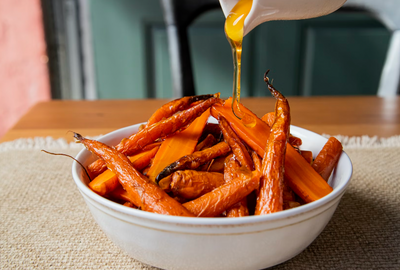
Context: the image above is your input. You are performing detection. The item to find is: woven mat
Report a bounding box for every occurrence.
[1,136,399,270]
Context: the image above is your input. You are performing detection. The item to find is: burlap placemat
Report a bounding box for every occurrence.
[1,136,399,269]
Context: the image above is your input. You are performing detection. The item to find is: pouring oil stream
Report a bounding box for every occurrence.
[224,0,256,128]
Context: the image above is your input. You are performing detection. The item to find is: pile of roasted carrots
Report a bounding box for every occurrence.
[75,76,342,218]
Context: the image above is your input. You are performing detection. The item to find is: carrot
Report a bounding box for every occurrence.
[312,137,343,181]
[183,168,260,217]
[300,150,313,165]
[123,202,137,208]
[251,151,262,174]
[89,146,159,196]
[88,96,221,177]
[155,141,231,183]
[218,115,254,170]
[261,111,274,127]
[146,94,215,127]
[170,170,225,199]
[146,109,211,183]
[195,134,217,151]
[75,133,194,217]
[289,135,302,148]
[262,112,302,149]
[89,170,120,197]
[224,154,249,217]
[110,186,137,205]
[210,99,332,203]
[255,79,290,215]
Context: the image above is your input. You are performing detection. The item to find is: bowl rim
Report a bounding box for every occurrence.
[71,123,353,226]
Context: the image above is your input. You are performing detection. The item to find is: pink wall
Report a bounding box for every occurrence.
[0,0,51,138]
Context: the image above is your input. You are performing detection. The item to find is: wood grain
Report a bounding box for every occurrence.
[1,96,399,143]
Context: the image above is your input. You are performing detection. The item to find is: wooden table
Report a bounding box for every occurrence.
[1,96,399,143]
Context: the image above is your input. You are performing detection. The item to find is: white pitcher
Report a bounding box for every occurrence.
[220,0,347,36]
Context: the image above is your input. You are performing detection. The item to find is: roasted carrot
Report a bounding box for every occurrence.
[211,98,333,203]
[312,137,343,181]
[289,135,302,148]
[183,168,260,217]
[300,150,313,165]
[251,151,262,174]
[224,154,249,217]
[195,133,217,151]
[211,97,271,157]
[123,202,137,208]
[158,175,173,192]
[225,201,249,217]
[88,96,221,177]
[223,154,240,183]
[146,109,211,183]
[201,123,222,141]
[218,115,254,170]
[89,169,120,197]
[110,186,136,204]
[198,155,227,172]
[146,94,216,127]
[155,141,231,183]
[74,133,194,217]
[89,146,159,196]
[261,111,274,127]
[255,76,290,215]
[262,112,302,148]
[140,141,162,152]
[169,170,225,199]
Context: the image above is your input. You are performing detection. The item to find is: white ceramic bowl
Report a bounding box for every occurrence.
[71,123,352,270]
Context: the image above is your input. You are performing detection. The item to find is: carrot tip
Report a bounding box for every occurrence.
[73,132,85,142]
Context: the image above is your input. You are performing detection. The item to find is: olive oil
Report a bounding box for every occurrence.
[225,0,256,127]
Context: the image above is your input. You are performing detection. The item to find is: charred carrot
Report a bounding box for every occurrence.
[155,141,231,183]
[146,109,211,183]
[170,170,225,200]
[183,168,260,217]
[75,133,194,217]
[88,96,221,177]
[312,137,343,181]
[89,146,159,196]
[146,94,216,127]
[211,98,333,203]
[255,77,290,215]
